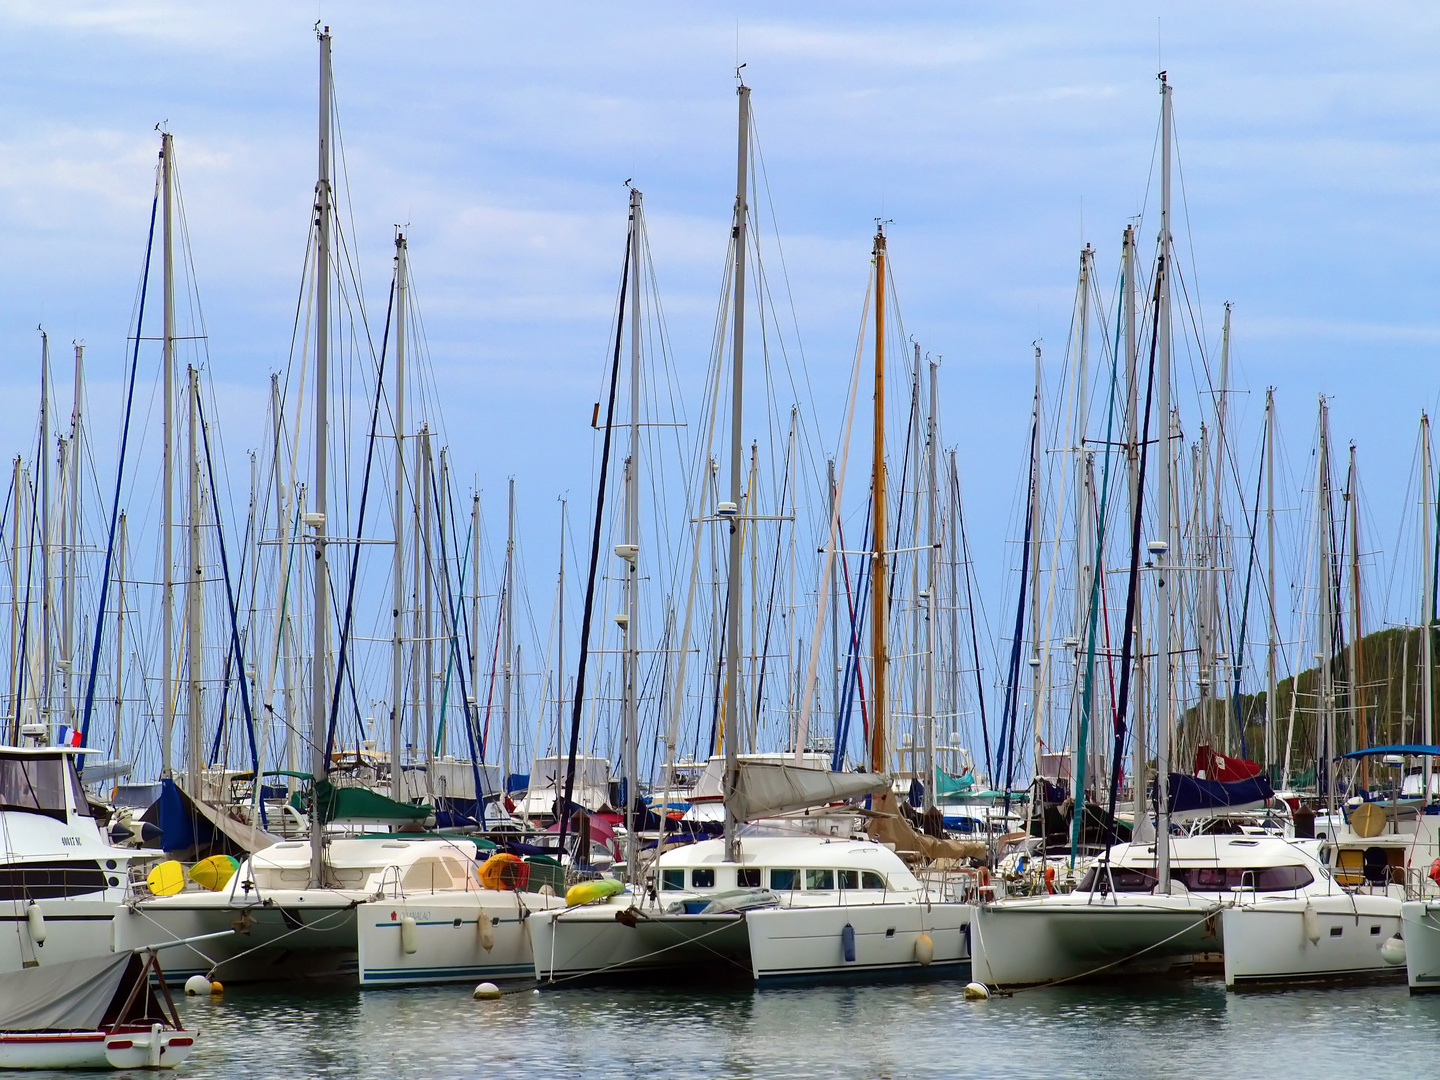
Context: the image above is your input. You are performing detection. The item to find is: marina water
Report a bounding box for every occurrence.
[102,979,1440,1079]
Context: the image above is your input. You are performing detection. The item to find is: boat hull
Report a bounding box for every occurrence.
[116,891,363,983]
[1402,899,1440,992]
[0,899,120,974]
[530,901,751,984]
[744,902,970,984]
[972,894,1221,989]
[0,1026,194,1070]
[356,891,562,986]
[1221,894,1404,988]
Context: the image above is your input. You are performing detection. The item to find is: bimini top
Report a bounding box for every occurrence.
[1340,744,1440,759]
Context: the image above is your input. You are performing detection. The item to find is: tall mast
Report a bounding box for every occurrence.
[115,512,127,761]
[1346,444,1365,784]
[923,357,939,810]
[1028,346,1043,807]
[502,476,515,785]
[38,333,51,739]
[1155,70,1175,893]
[909,345,921,784]
[470,492,480,779]
[1422,414,1434,803]
[8,455,19,739]
[186,365,203,796]
[1265,389,1277,773]
[722,80,750,864]
[63,343,83,738]
[1122,226,1150,836]
[622,185,642,875]
[1318,398,1335,821]
[422,432,435,790]
[390,231,407,800]
[556,498,566,770]
[1214,305,1232,750]
[1073,246,1092,798]
[870,224,889,777]
[310,25,333,888]
[161,131,176,777]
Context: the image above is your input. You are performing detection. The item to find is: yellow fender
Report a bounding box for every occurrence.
[146,860,186,897]
[187,854,240,892]
[565,878,624,907]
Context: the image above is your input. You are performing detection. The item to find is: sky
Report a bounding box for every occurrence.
[1,2,1438,763]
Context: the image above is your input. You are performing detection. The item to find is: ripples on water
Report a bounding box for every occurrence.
[81,977,1440,1080]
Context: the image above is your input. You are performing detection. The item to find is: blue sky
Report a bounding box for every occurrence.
[1,2,1437,754]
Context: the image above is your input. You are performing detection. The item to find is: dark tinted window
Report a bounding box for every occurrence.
[660,868,684,890]
[838,869,860,890]
[861,871,887,890]
[691,868,715,889]
[736,868,761,888]
[770,868,799,890]
[1077,867,1159,892]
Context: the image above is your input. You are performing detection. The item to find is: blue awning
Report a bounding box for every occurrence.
[1340,744,1440,760]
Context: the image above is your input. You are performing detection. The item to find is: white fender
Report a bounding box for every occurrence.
[26,902,45,945]
[400,915,418,954]
[478,914,495,952]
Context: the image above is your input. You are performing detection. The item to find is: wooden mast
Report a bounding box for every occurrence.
[870,225,888,776]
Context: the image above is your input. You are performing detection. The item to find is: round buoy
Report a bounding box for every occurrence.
[209,980,224,997]
[184,975,212,996]
[914,932,934,967]
[963,981,991,1001]
[473,981,502,1000]
[1381,936,1407,966]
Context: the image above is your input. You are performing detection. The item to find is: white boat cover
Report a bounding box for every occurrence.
[724,762,888,822]
[0,951,133,1031]
[179,780,281,852]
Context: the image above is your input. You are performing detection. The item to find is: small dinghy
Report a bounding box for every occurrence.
[0,949,196,1070]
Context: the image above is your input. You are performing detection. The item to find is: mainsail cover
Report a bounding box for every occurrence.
[724,762,888,821]
[0,951,133,1030]
[1168,772,1274,817]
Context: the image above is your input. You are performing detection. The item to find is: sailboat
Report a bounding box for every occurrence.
[116,29,562,987]
[971,72,1312,990]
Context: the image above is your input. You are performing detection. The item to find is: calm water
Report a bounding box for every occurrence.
[108,977,1440,1079]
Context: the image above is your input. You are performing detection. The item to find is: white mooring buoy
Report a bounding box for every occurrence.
[963,981,991,1001]
[473,982,503,1000]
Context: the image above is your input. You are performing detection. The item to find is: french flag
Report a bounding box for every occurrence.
[56,726,82,748]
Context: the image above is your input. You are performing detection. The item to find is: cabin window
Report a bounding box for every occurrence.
[737,868,761,888]
[691,868,715,889]
[1371,925,1382,935]
[1251,865,1314,891]
[1076,866,1158,892]
[838,870,860,890]
[660,869,684,891]
[861,871,887,890]
[1330,926,1343,937]
[770,869,799,891]
[0,756,68,820]
[805,869,835,891]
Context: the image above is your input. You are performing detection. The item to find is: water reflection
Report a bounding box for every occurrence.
[100,976,1440,1080]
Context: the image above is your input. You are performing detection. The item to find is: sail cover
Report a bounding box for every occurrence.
[1167,772,1274,816]
[0,951,133,1031]
[724,763,887,821]
[1193,744,1262,783]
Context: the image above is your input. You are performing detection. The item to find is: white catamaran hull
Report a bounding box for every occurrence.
[1221,894,1404,988]
[0,899,123,974]
[1402,899,1440,992]
[744,902,970,983]
[115,891,364,983]
[530,900,751,983]
[356,891,563,986]
[972,894,1221,989]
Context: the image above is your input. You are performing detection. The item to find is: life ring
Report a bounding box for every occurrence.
[1429,857,1440,889]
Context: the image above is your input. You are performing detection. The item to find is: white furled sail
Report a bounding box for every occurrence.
[724,762,887,822]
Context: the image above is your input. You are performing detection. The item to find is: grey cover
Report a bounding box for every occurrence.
[0,951,133,1031]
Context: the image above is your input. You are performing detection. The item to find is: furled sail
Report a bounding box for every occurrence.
[724,762,887,821]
